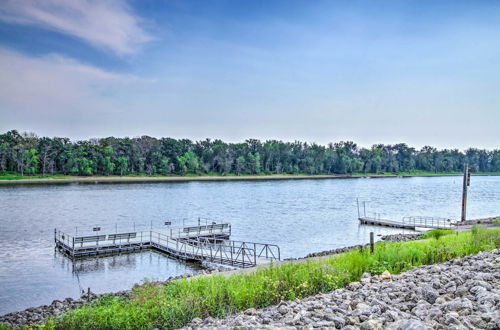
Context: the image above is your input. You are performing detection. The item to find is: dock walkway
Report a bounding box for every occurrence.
[359,216,456,230]
[54,223,280,268]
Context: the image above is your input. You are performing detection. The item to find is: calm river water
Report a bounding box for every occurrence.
[0,176,499,314]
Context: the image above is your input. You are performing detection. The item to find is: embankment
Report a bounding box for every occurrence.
[184,248,500,329]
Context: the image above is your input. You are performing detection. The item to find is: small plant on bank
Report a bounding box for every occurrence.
[419,229,452,240]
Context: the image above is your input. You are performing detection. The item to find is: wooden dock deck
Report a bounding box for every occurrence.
[54,223,280,268]
[359,216,457,230]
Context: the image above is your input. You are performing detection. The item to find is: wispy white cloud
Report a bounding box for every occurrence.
[0,48,152,136]
[0,0,152,55]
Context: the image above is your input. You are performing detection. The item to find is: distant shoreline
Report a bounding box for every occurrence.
[1,172,499,185]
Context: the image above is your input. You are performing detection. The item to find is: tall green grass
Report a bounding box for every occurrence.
[419,229,453,240]
[36,228,499,330]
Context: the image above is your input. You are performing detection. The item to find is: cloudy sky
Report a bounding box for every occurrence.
[0,0,499,149]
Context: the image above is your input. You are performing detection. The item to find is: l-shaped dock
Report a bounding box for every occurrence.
[55,223,280,268]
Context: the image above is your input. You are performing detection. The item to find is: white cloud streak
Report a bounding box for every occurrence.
[0,48,151,136]
[0,0,152,55]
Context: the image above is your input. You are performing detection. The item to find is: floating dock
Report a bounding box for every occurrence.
[55,223,280,268]
[359,216,456,230]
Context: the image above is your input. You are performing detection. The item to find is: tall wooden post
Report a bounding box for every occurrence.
[369,232,374,254]
[461,164,469,222]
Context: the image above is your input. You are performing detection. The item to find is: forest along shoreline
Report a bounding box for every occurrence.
[1,172,500,185]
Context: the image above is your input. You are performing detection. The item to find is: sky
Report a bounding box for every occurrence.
[0,0,499,150]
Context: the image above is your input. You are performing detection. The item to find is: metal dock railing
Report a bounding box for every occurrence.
[358,215,457,230]
[54,223,279,268]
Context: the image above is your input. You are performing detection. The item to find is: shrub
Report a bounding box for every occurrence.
[419,229,452,240]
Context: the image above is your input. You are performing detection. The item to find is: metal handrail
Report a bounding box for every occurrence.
[402,216,455,228]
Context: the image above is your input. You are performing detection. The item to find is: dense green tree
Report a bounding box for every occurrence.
[0,130,498,177]
[23,149,39,175]
[117,157,128,176]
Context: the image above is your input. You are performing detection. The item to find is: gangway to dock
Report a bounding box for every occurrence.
[54,223,280,268]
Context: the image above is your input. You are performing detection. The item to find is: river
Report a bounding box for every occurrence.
[0,175,498,314]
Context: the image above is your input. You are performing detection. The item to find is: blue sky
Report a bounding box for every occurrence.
[0,0,499,149]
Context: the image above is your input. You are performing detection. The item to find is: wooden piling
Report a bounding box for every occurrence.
[370,232,374,254]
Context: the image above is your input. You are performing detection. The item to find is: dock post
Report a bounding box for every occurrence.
[461,164,470,222]
[363,202,366,217]
[356,198,360,218]
[254,243,257,266]
[370,232,374,254]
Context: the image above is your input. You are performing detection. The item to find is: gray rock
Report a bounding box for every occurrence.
[421,285,439,304]
[398,319,429,330]
[444,312,461,326]
[330,316,346,328]
[360,318,384,330]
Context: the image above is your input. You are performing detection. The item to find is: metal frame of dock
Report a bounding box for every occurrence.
[358,215,457,230]
[356,199,458,230]
[54,223,280,268]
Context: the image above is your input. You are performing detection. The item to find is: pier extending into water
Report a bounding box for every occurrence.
[55,223,280,268]
[357,199,458,230]
[359,215,456,230]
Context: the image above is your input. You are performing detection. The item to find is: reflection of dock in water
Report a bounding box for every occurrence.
[68,254,137,274]
[55,222,280,268]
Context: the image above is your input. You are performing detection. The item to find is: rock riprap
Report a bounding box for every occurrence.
[183,249,500,329]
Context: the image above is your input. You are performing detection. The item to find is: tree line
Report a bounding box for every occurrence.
[0,130,499,177]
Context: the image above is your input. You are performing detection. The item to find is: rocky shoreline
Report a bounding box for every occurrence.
[183,249,500,329]
[0,235,424,328]
[0,265,229,328]
[1,231,423,329]
[455,216,500,226]
[1,229,495,329]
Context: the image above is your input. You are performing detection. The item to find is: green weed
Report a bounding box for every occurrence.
[420,229,453,240]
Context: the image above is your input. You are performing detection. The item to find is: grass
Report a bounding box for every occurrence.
[28,228,499,330]
[0,173,72,180]
[2,170,500,182]
[419,229,453,240]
